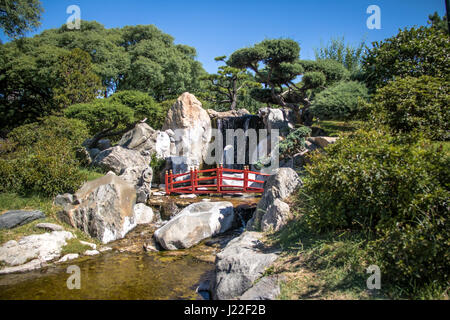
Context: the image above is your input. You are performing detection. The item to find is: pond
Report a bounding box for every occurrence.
[0,251,214,300]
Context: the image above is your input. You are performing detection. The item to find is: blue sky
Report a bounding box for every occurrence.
[1,0,447,73]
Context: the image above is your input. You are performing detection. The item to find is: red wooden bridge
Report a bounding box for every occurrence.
[165,165,270,195]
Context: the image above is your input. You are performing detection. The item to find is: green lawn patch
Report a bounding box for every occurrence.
[313,120,361,137]
[61,238,93,256]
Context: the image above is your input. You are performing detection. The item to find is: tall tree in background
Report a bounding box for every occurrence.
[428,11,449,33]
[314,37,365,75]
[0,0,43,38]
[0,21,206,130]
[53,48,104,110]
[362,26,450,91]
[200,56,259,110]
[118,25,206,101]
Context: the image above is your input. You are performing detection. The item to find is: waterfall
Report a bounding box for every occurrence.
[214,114,265,169]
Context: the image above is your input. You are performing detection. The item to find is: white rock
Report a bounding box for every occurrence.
[211,232,279,300]
[58,254,79,263]
[162,93,212,166]
[179,194,197,199]
[260,199,291,232]
[79,240,96,250]
[93,146,148,175]
[156,131,171,159]
[59,174,139,244]
[84,250,100,256]
[307,136,338,149]
[154,201,234,250]
[0,259,43,275]
[247,168,301,231]
[133,203,154,224]
[0,231,74,268]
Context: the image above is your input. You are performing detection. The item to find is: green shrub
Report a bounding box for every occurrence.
[150,153,167,184]
[301,129,449,295]
[110,90,167,130]
[64,101,134,137]
[303,129,448,232]
[301,59,350,86]
[302,72,326,88]
[278,126,312,158]
[369,202,449,294]
[65,92,170,144]
[6,116,89,151]
[362,26,450,91]
[365,76,449,141]
[310,81,369,120]
[0,140,87,197]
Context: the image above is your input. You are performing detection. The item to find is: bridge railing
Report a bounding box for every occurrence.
[165,165,271,195]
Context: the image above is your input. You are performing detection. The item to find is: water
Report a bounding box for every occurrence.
[0,251,214,300]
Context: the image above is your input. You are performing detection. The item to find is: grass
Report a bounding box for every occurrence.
[266,217,383,300]
[312,120,361,137]
[0,192,100,246]
[266,211,448,300]
[61,238,93,256]
[78,167,105,182]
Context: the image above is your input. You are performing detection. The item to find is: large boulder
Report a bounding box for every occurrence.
[0,231,74,274]
[211,232,279,300]
[260,199,292,232]
[247,168,301,231]
[0,210,45,230]
[119,166,148,187]
[60,173,145,244]
[133,203,154,224]
[118,122,171,159]
[154,201,234,250]
[162,93,212,167]
[93,146,148,175]
[119,165,153,204]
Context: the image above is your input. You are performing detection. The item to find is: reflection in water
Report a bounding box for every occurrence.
[0,252,213,300]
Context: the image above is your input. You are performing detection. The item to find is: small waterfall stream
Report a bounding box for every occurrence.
[215,114,265,170]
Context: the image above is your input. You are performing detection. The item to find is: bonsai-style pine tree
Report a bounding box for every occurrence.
[227,39,348,125]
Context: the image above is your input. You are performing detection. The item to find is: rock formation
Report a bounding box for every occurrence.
[0,210,45,230]
[210,232,279,300]
[0,231,74,274]
[163,92,212,168]
[247,168,302,232]
[59,172,153,244]
[154,201,234,250]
